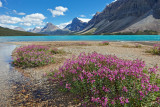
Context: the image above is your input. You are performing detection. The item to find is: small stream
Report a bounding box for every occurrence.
[0,43,76,106]
[0,43,31,106]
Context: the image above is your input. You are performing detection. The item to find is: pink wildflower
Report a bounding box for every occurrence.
[122,86,128,92]
[66,83,71,90]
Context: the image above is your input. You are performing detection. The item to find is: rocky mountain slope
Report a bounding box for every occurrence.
[29,27,42,33]
[39,23,72,35]
[81,0,160,34]
[65,17,87,32]
[41,23,60,32]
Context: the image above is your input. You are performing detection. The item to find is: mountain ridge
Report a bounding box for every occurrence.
[81,0,160,34]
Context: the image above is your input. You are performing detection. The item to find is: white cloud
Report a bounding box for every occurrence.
[55,6,68,12]
[48,6,68,17]
[20,23,32,26]
[78,18,91,22]
[80,15,86,17]
[57,21,72,29]
[0,15,22,24]
[0,13,46,27]
[0,0,3,7]
[0,23,17,29]
[22,13,46,26]
[13,10,26,15]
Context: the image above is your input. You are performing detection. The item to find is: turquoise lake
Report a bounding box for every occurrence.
[0,35,160,43]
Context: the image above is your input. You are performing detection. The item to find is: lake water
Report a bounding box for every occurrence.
[0,43,31,106]
[0,35,160,43]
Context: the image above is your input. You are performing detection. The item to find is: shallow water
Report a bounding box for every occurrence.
[0,43,30,106]
[0,43,76,106]
[0,35,160,43]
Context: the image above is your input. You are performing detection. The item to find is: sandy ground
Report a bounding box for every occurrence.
[10,41,160,80]
[8,41,160,106]
[11,41,160,67]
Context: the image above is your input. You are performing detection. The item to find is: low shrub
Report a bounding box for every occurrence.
[73,42,91,46]
[122,44,130,48]
[135,43,142,48]
[12,45,54,68]
[51,48,65,54]
[99,41,109,46]
[48,52,160,106]
[122,44,142,48]
[152,44,160,55]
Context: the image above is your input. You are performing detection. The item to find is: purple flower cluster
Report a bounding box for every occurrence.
[153,44,160,55]
[13,45,54,68]
[49,52,160,106]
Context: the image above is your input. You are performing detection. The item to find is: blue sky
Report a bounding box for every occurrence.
[0,0,115,30]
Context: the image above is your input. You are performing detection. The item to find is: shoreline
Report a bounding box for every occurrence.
[10,41,160,69]
[7,41,160,47]
[3,41,160,106]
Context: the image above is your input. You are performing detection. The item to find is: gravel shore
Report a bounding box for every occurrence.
[9,41,160,106]
[11,41,160,68]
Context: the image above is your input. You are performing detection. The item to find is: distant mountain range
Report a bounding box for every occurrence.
[28,18,87,35]
[0,26,43,36]
[39,23,72,35]
[1,0,160,35]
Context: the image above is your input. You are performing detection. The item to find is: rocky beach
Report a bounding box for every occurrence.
[0,41,157,106]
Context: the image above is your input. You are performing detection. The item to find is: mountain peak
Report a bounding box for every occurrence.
[46,22,54,26]
[65,17,87,31]
[41,22,60,32]
[72,17,82,23]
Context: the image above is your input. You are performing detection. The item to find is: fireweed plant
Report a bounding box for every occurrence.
[51,48,65,55]
[12,45,54,68]
[100,41,109,46]
[48,52,160,106]
[152,44,160,55]
[135,43,142,48]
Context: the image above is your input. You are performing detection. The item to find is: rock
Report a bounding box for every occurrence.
[82,0,160,34]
